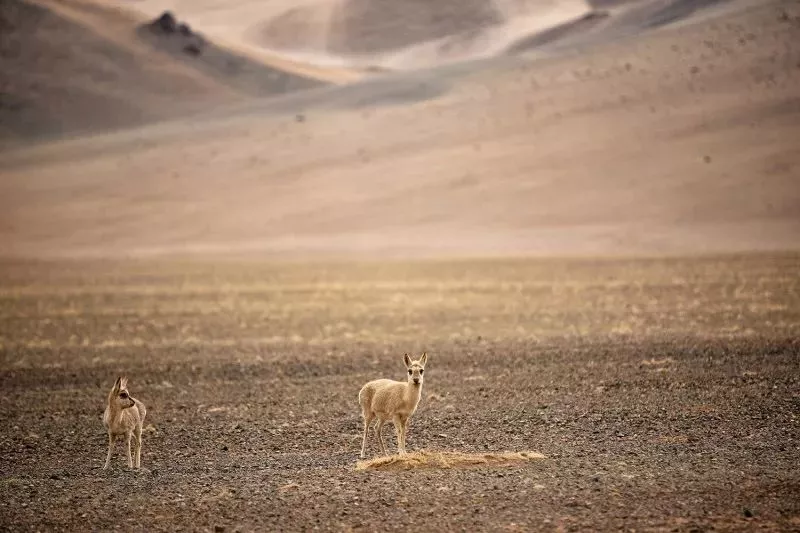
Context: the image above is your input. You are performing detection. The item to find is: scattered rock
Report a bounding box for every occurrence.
[183,43,202,57]
[152,11,177,34]
[145,11,206,56]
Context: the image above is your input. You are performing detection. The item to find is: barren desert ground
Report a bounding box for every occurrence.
[1,255,799,531]
[1,0,800,531]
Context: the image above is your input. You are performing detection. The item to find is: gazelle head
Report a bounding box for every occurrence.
[404,352,427,386]
[109,376,136,410]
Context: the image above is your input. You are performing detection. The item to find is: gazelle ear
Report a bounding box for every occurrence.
[419,352,428,366]
[113,377,122,391]
[403,353,412,368]
[120,377,128,389]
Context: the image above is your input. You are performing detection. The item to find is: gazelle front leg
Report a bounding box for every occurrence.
[126,433,133,468]
[393,415,406,454]
[399,414,410,453]
[104,434,114,470]
[376,419,387,456]
[134,425,142,469]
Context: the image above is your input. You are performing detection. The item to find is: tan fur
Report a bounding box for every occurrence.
[359,352,427,459]
[102,376,146,470]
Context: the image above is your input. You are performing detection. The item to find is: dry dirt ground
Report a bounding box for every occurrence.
[1,254,799,531]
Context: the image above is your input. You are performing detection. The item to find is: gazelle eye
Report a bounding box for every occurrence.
[408,370,412,375]
[419,369,424,374]
[119,392,128,399]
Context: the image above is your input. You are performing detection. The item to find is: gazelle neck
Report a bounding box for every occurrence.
[405,381,423,404]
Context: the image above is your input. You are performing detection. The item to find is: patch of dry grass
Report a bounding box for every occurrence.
[355,450,546,471]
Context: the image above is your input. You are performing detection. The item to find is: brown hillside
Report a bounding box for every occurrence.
[0,0,325,147]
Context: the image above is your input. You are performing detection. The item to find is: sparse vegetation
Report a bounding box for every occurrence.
[356,450,546,471]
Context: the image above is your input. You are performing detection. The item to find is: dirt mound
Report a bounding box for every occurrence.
[356,450,547,471]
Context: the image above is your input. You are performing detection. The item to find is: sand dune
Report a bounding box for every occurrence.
[116,0,749,71]
[123,0,595,70]
[1,0,798,259]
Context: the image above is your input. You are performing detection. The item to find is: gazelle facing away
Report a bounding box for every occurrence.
[102,376,146,470]
[359,352,428,459]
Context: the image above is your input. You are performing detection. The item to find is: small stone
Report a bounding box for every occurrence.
[743,508,753,518]
[184,43,202,56]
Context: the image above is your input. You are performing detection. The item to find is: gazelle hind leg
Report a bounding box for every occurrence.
[376,419,387,456]
[360,412,373,459]
[103,434,114,470]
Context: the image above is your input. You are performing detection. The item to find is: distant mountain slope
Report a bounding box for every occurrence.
[257,0,593,69]
[2,0,797,259]
[119,0,744,72]
[0,0,325,147]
